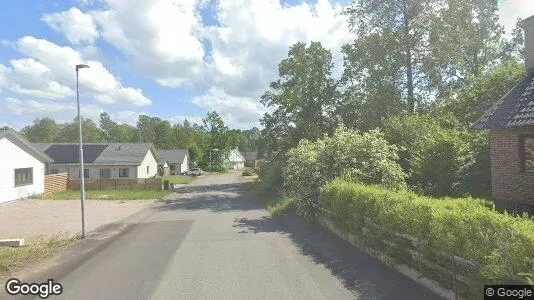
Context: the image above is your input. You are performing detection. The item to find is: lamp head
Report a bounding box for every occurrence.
[76,64,90,70]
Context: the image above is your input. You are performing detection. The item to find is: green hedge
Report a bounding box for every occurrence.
[320,180,534,297]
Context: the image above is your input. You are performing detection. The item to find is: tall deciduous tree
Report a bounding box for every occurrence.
[202,111,230,170]
[21,118,61,142]
[344,0,436,115]
[260,41,338,157]
[427,0,504,93]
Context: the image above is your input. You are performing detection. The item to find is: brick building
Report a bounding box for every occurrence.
[473,16,534,213]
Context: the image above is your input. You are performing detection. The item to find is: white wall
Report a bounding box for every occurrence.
[137,150,158,179]
[67,165,136,179]
[180,155,189,173]
[0,138,46,203]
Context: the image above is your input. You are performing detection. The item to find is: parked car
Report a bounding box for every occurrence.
[187,168,204,176]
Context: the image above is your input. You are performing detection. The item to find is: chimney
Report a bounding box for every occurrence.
[521,15,534,72]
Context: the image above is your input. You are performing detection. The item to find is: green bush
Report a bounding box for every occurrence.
[256,160,284,189]
[320,180,534,296]
[284,127,406,221]
[242,168,255,176]
[383,115,489,198]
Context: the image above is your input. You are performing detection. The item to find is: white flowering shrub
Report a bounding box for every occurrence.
[284,126,406,221]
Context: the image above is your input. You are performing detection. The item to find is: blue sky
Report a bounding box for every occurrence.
[0,0,532,130]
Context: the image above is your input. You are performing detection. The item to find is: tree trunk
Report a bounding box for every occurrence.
[403,0,415,114]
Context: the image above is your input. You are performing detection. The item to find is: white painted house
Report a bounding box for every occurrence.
[34,143,158,179]
[227,148,245,170]
[0,128,52,203]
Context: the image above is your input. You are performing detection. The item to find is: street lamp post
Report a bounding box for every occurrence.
[210,148,220,172]
[76,64,90,238]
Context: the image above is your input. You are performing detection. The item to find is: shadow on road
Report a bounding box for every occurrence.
[157,178,438,300]
[233,215,437,300]
[156,183,263,213]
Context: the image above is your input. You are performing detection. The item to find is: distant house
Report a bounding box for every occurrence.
[244,151,264,168]
[156,149,190,175]
[472,15,534,213]
[227,148,245,170]
[34,143,158,180]
[0,127,52,203]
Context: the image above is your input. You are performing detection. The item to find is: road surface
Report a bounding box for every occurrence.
[49,172,436,299]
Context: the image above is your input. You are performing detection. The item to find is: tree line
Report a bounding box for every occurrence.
[21,111,260,170]
[259,0,525,199]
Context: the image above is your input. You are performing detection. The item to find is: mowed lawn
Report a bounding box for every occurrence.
[162,175,193,184]
[46,189,168,200]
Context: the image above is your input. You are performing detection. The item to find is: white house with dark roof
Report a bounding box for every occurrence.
[0,127,52,203]
[227,148,245,170]
[156,149,189,175]
[34,143,159,180]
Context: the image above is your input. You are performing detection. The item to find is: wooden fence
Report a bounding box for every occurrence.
[44,173,68,195]
[67,178,162,190]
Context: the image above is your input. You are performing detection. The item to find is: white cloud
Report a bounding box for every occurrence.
[42,7,99,44]
[498,0,534,34]
[3,58,74,99]
[91,0,205,87]
[3,97,105,122]
[110,110,145,126]
[191,87,266,129]
[167,115,204,126]
[13,36,150,106]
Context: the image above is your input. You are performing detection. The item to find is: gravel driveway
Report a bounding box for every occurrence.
[0,199,154,240]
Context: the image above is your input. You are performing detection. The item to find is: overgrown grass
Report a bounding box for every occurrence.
[246,181,295,216]
[162,175,192,184]
[0,234,80,274]
[46,189,168,200]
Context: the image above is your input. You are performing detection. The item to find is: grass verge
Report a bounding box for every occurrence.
[0,234,80,274]
[245,181,294,216]
[162,175,193,184]
[46,189,168,200]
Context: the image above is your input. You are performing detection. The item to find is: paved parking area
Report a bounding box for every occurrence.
[0,199,154,240]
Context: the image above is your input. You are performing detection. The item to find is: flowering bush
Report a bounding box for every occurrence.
[284,126,406,220]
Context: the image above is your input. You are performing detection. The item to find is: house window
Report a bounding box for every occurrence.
[169,164,175,171]
[119,168,129,178]
[49,169,59,174]
[147,166,149,174]
[100,168,111,179]
[14,168,33,186]
[84,169,89,178]
[523,137,534,172]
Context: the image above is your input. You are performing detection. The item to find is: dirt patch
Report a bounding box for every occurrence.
[0,199,154,240]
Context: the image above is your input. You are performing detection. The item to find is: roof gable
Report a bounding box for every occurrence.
[0,128,52,163]
[33,143,156,166]
[156,149,189,164]
[473,73,534,129]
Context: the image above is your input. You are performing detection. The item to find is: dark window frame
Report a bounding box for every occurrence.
[14,168,33,187]
[99,168,111,179]
[519,135,534,173]
[147,166,149,174]
[83,169,89,179]
[119,168,129,178]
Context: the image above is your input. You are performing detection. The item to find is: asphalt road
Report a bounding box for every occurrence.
[47,172,437,300]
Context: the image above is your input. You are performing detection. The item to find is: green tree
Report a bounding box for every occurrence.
[136,115,172,148]
[21,118,61,142]
[260,41,338,157]
[60,117,103,142]
[427,0,504,93]
[432,59,525,126]
[344,0,437,114]
[201,111,230,170]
